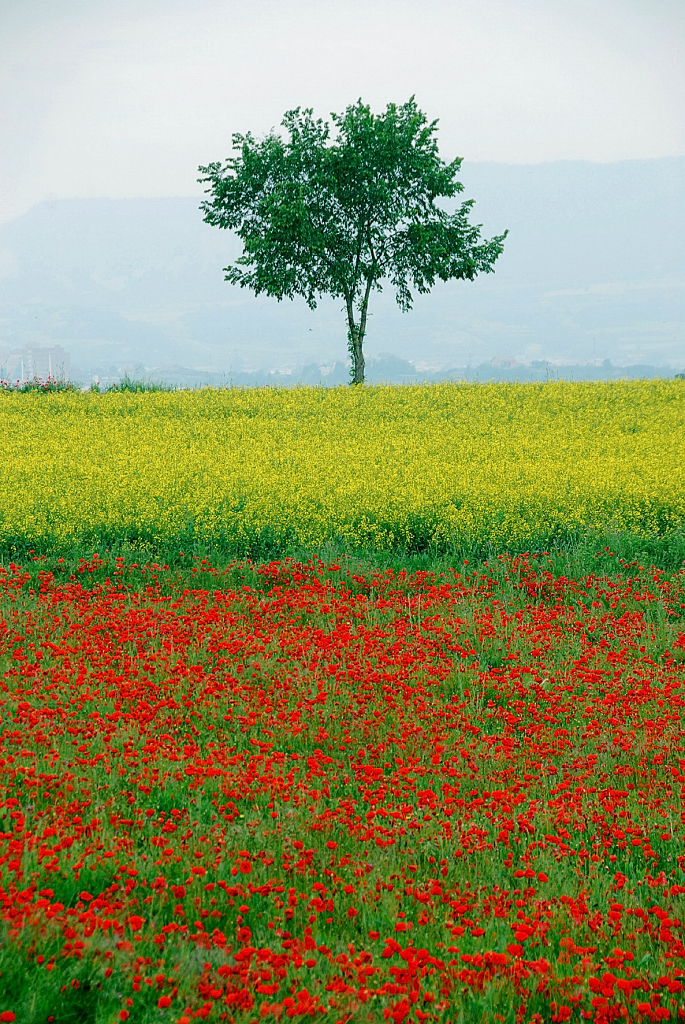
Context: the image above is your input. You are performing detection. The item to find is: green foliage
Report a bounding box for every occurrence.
[199,97,507,383]
[100,374,175,393]
[4,528,685,590]
[0,374,176,395]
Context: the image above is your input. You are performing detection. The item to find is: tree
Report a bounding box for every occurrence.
[198,97,507,385]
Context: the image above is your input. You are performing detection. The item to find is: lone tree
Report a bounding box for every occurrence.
[198,97,507,384]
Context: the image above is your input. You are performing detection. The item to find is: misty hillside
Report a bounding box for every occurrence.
[0,158,683,377]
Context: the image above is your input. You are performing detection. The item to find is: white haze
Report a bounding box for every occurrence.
[1,0,684,224]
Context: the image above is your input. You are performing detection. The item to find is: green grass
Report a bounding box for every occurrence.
[2,527,684,592]
[92,374,177,393]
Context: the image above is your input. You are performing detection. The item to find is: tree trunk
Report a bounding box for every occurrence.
[349,325,365,385]
[345,298,365,385]
[345,277,373,386]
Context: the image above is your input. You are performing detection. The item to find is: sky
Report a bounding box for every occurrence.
[1,0,684,226]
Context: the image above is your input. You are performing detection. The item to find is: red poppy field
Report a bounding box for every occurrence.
[1,551,685,1023]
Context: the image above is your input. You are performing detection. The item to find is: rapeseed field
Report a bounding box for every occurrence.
[1,380,683,551]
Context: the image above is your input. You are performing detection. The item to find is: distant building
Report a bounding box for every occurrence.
[489,356,521,369]
[0,344,71,382]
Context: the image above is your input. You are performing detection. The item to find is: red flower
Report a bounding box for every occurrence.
[6,549,685,1022]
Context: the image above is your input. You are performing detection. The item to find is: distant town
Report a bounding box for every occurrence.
[0,343,70,383]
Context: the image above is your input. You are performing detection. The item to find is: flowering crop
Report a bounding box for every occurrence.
[1,551,685,1021]
[1,380,684,552]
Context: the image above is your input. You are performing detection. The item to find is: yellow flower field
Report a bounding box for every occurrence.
[1,380,684,550]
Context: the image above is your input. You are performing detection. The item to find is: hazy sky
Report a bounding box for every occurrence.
[1,0,684,226]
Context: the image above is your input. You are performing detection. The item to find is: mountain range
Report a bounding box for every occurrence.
[0,157,683,380]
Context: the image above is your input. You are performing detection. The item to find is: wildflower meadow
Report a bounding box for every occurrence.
[1,381,685,1024]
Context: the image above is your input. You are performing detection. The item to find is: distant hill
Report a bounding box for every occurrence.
[100,356,679,391]
[0,158,683,378]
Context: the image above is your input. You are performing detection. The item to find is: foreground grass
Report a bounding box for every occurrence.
[1,549,684,1022]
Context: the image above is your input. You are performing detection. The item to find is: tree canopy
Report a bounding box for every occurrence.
[198,97,507,384]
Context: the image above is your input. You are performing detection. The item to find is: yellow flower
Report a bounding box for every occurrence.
[1,381,683,549]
